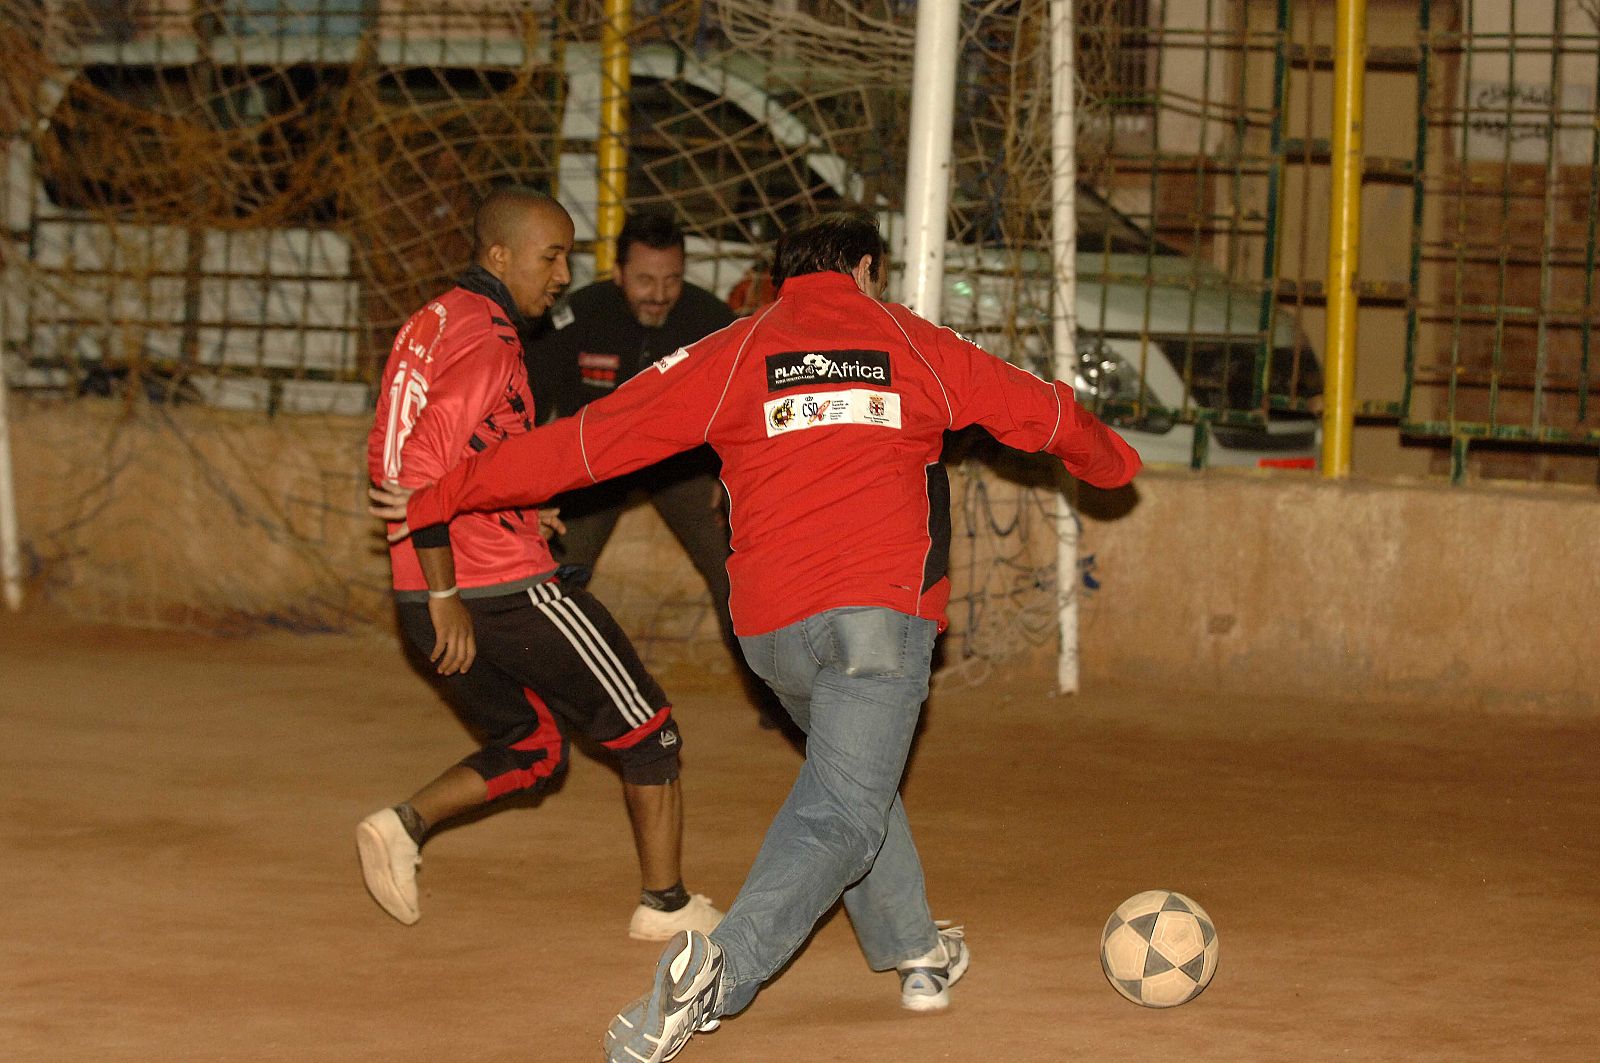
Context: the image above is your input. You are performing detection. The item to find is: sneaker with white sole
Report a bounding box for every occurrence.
[897,923,969,1011]
[356,808,421,925]
[628,893,724,941]
[604,930,724,1063]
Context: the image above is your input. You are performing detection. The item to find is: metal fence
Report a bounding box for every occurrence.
[1398,0,1600,480]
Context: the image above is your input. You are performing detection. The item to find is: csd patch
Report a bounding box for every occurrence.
[767,350,890,392]
[763,389,901,437]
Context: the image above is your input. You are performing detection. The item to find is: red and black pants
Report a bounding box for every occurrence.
[398,579,681,799]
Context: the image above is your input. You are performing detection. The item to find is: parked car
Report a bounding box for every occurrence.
[930,216,1322,469]
[569,42,1323,470]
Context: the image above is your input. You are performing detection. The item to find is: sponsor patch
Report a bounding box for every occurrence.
[762,389,902,437]
[653,348,690,374]
[578,351,620,389]
[766,349,891,392]
[768,396,796,432]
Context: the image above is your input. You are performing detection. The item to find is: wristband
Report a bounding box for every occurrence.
[427,586,460,599]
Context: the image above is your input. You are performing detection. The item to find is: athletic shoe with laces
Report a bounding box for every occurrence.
[897,923,969,1011]
[604,930,724,1063]
[628,893,724,941]
[356,808,421,925]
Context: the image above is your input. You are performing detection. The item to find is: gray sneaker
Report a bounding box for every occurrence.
[604,930,724,1063]
[898,924,969,1011]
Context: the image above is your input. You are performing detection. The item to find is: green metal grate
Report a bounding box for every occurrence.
[1403,0,1600,475]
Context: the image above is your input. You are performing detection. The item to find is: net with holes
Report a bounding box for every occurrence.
[0,1,1150,666]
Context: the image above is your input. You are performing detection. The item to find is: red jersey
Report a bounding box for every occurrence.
[368,269,557,599]
[407,271,1140,632]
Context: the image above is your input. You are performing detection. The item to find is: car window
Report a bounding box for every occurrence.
[37,57,565,334]
[40,59,561,221]
[1074,186,1178,255]
[39,62,308,220]
[949,153,1176,256]
[627,77,845,244]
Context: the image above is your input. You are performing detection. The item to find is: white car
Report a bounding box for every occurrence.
[559,41,1323,469]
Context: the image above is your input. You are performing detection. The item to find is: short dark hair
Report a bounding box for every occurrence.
[472,185,560,259]
[616,213,685,268]
[772,210,885,289]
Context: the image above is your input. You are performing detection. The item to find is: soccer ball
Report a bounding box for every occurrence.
[1100,890,1219,1007]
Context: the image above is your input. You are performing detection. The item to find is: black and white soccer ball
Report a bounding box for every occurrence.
[1100,889,1219,1007]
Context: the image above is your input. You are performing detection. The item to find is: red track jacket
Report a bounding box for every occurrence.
[407,271,1140,633]
[369,270,557,599]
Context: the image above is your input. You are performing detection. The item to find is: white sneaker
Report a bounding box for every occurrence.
[628,893,724,941]
[356,808,421,925]
[898,923,969,1011]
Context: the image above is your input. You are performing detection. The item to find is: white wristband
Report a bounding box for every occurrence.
[427,586,460,599]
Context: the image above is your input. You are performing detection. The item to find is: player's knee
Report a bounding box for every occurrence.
[621,748,680,787]
[615,717,683,787]
[470,735,570,800]
[543,744,572,784]
[805,780,894,870]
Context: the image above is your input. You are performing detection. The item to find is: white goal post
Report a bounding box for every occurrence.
[904,0,1083,692]
[0,329,23,611]
[1049,0,1080,693]
[899,0,958,323]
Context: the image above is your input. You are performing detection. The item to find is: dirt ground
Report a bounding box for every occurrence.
[2,614,1596,1062]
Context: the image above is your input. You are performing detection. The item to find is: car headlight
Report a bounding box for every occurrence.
[1073,335,1141,407]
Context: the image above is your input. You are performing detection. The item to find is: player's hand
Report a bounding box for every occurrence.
[426,594,476,675]
[537,507,565,539]
[369,481,417,542]
[369,480,416,520]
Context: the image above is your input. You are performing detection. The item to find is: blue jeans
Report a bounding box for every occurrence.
[710,606,942,1016]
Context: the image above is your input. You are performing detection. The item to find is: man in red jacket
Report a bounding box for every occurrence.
[373,210,1140,1061]
[361,185,721,943]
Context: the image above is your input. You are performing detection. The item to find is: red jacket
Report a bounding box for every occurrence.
[408,271,1140,632]
[368,270,557,599]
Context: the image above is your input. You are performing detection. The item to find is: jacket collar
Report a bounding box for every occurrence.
[456,264,528,331]
[775,271,871,303]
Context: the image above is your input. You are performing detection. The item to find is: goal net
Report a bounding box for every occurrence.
[1,0,1263,675]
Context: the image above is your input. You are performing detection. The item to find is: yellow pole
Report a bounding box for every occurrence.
[596,0,632,281]
[1322,0,1365,478]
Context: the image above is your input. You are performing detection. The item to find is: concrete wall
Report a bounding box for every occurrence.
[1076,468,1600,712]
[7,399,390,632]
[2,399,750,661]
[6,399,1597,712]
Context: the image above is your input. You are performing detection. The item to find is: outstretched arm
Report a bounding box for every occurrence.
[368,485,564,545]
[403,412,595,531]
[929,317,1141,487]
[402,336,738,533]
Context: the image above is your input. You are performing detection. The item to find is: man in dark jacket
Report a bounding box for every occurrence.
[525,214,737,642]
